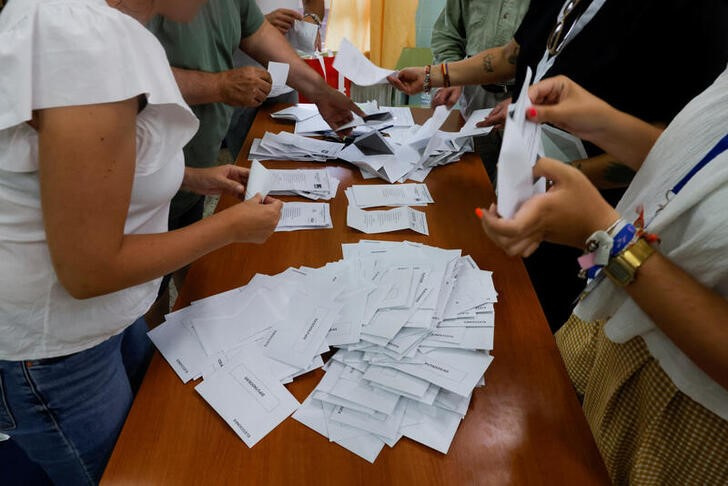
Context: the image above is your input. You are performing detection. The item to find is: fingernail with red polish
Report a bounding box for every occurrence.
[526,107,537,119]
[475,207,484,219]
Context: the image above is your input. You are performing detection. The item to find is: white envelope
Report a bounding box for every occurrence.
[245,160,276,200]
[399,399,462,454]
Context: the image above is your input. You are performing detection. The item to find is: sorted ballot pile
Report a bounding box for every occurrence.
[149,240,497,461]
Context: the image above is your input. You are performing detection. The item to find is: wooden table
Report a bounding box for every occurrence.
[102,107,609,485]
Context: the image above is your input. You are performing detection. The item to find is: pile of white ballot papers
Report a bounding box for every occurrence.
[149,240,497,462]
[258,101,495,184]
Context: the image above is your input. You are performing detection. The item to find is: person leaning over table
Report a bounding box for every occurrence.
[0,0,284,483]
[146,0,362,326]
[429,0,530,117]
[225,0,326,161]
[389,0,728,332]
[477,71,728,484]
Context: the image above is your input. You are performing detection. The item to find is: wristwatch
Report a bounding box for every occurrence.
[602,237,656,287]
[302,12,322,26]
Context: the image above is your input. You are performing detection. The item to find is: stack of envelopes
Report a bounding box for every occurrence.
[149,240,497,461]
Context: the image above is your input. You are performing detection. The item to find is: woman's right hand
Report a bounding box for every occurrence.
[387,67,426,95]
[526,75,614,141]
[223,195,283,244]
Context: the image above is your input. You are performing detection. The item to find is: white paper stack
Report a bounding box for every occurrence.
[269,168,339,200]
[275,202,333,232]
[149,241,497,460]
[345,184,434,208]
[250,131,345,162]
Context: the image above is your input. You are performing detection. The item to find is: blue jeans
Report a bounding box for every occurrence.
[0,318,152,485]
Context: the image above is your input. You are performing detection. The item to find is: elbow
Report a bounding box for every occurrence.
[57,274,108,300]
[54,263,118,300]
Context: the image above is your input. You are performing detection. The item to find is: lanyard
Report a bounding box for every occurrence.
[534,0,608,82]
[671,133,728,196]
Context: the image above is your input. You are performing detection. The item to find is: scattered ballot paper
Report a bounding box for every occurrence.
[245,160,276,200]
[345,184,434,208]
[347,206,429,235]
[333,38,395,86]
[250,131,344,162]
[151,240,497,460]
[271,104,319,122]
[267,62,294,99]
[276,202,333,231]
[497,66,546,219]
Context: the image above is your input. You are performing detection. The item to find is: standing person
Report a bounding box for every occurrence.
[147,0,361,325]
[389,0,728,331]
[0,0,282,483]
[478,71,728,483]
[226,0,326,160]
[430,0,530,116]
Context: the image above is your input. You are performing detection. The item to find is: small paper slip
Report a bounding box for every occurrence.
[381,107,415,127]
[346,183,434,208]
[496,66,545,218]
[267,61,294,98]
[333,38,395,86]
[446,108,494,139]
[271,103,319,122]
[347,206,429,235]
[286,19,318,54]
[194,348,300,448]
[245,160,276,200]
[276,202,333,231]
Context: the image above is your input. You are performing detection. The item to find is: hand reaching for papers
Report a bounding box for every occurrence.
[476,97,510,130]
[431,86,461,109]
[182,165,250,199]
[223,194,283,244]
[477,157,619,257]
[314,86,366,132]
[265,8,302,34]
[218,67,273,107]
[387,67,426,95]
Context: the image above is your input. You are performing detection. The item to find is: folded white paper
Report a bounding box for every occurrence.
[347,206,429,235]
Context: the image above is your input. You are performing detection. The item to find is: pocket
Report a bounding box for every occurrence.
[0,370,17,431]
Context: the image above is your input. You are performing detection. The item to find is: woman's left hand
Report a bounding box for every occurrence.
[182,165,249,199]
[477,157,619,257]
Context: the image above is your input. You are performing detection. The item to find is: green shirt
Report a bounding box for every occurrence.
[148,0,264,218]
[431,0,530,64]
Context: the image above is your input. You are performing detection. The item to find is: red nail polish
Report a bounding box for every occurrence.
[526,107,537,119]
[475,208,484,219]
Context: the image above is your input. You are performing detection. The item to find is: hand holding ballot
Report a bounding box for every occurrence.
[387,67,426,95]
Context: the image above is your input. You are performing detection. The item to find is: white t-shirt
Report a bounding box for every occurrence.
[0,0,199,360]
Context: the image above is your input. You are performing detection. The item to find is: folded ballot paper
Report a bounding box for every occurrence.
[496,66,546,218]
[149,240,497,461]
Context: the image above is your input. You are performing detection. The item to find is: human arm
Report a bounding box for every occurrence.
[478,157,728,389]
[526,76,663,171]
[265,8,302,34]
[37,98,282,299]
[302,0,325,20]
[171,66,272,107]
[430,1,467,66]
[240,20,364,129]
[388,39,520,95]
[181,164,250,200]
[431,86,462,109]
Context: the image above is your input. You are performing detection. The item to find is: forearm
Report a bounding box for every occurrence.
[302,0,324,19]
[624,251,728,389]
[438,41,518,87]
[61,211,235,299]
[585,110,663,170]
[241,21,328,101]
[171,67,222,106]
[572,153,636,190]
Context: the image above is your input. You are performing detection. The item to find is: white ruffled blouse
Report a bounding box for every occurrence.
[0,0,199,360]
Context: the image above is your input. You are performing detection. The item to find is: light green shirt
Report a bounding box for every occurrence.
[431,0,530,64]
[148,0,264,218]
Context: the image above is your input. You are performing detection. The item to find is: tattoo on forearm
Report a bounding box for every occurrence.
[507,46,520,65]
[483,54,495,73]
[603,162,636,185]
